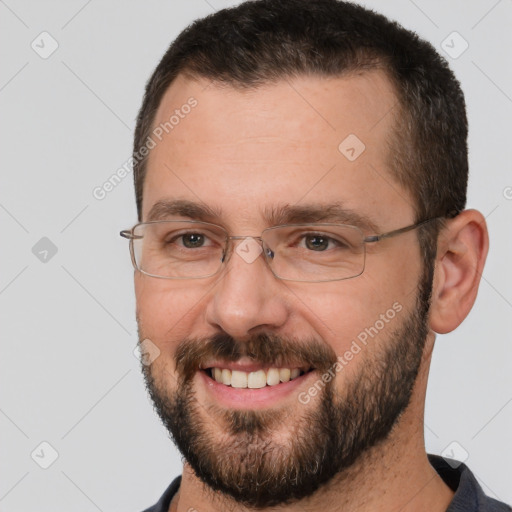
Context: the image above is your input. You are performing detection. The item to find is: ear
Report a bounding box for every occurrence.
[429,209,489,334]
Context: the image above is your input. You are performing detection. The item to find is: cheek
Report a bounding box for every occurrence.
[135,274,203,346]
[296,285,408,388]
[298,269,403,327]
[293,255,418,359]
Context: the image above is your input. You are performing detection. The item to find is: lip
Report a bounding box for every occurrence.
[198,368,316,409]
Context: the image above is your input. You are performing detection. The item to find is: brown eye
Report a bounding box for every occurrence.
[181,233,205,248]
[305,235,329,251]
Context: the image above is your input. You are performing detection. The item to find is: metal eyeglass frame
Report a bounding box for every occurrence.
[120,216,443,282]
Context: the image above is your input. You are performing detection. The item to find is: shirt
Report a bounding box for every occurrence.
[141,455,511,512]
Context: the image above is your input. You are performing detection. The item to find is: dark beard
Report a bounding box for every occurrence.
[141,273,432,509]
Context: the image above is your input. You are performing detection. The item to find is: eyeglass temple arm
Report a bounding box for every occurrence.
[120,230,143,240]
[363,217,442,243]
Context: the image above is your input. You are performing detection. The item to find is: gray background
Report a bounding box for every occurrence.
[1,0,511,510]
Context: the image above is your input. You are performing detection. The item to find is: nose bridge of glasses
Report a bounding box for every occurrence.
[218,235,279,275]
[227,235,263,241]
[225,234,267,254]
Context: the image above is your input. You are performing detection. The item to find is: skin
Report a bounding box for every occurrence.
[134,71,489,511]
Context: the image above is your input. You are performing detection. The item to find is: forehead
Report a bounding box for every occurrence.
[142,71,412,229]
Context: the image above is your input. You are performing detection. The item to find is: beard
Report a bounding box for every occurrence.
[140,270,433,509]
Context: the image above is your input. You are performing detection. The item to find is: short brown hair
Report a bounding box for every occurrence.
[133,0,467,269]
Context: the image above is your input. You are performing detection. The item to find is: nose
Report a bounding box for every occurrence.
[204,237,289,339]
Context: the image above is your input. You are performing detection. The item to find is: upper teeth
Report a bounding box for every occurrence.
[211,367,304,388]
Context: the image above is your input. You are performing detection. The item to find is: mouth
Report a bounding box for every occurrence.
[201,365,315,389]
[202,367,313,389]
[198,363,317,409]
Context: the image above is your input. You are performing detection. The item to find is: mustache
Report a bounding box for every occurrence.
[173,331,339,381]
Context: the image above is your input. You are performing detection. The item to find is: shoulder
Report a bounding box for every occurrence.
[428,455,511,512]
[140,475,182,512]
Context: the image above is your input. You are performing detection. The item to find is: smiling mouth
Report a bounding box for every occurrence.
[201,366,314,389]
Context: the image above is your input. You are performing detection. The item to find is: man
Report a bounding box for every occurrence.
[121,1,510,510]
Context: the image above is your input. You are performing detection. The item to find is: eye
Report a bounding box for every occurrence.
[180,233,206,248]
[299,233,348,252]
[166,231,215,249]
[304,234,330,251]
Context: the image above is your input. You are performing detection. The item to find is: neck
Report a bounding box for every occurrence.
[171,334,454,512]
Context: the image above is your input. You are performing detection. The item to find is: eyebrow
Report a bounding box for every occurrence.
[146,199,381,233]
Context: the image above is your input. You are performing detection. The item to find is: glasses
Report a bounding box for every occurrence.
[120,217,441,283]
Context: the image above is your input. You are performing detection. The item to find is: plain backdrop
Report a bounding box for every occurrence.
[1,1,511,510]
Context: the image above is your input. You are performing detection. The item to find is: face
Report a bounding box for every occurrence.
[135,72,432,508]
